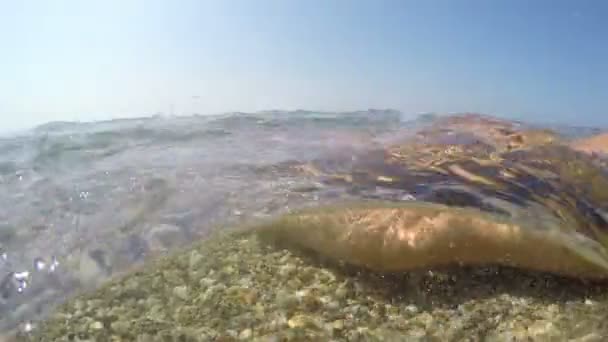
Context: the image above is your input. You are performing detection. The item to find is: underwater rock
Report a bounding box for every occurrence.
[265,114,608,280]
[571,132,608,155]
[256,201,608,279]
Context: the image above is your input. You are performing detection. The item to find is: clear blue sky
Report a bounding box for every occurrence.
[1,0,606,131]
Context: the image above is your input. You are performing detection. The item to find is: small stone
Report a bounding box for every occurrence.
[325,301,340,311]
[402,328,427,341]
[276,290,298,309]
[90,321,104,330]
[148,304,167,321]
[546,304,559,314]
[74,300,85,311]
[137,334,154,342]
[332,319,344,330]
[287,314,321,329]
[222,265,236,275]
[162,270,183,285]
[574,332,603,342]
[279,254,291,264]
[173,285,189,300]
[584,298,594,305]
[302,294,322,311]
[357,327,370,335]
[405,304,419,314]
[278,264,296,277]
[124,278,140,290]
[415,312,434,329]
[241,289,258,305]
[267,313,288,330]
[189,251,204,269]
[527,320,561,338]
[199,277,216,288]
[111,320,130,334]
[295,289,308,299]
[372,328,416,341]
[335,286,348,300]
[238,328,253,340]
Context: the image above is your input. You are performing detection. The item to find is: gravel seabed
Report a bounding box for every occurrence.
[20,226,608,342]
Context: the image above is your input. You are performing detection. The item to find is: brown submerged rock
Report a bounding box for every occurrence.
[415,113,558,152]
[257,201,608,279]
[571,132,608,155]
[259,113,608,279]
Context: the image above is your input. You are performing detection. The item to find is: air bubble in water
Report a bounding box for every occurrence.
[14,271,29,280]
[13,271,29,294]
[22,321,34,333]
[34,257,46,271]
[49,256,59,272]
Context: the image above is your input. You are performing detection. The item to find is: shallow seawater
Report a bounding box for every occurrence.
[0,111,406,335]
[1,111,607,340]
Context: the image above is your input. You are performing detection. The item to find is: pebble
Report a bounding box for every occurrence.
[74,300,85,311]
[90,321,104,330]
[162,270,183,285]
[574,332,604,342]
[405,304,419,314]
[238,328,253,340]
[275,290,298,309]
[189,251,204,269]
[325,300,340,311]
[278,264,296,277]
[111,320,131,334]
[334,286,348,300]
[287,314,321,329]
[199,277,216,288]
[222,265,236,275]
[331,319,344,330]
[416,312,434,329]
[526,320,561,339]
[173,286,189,300]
